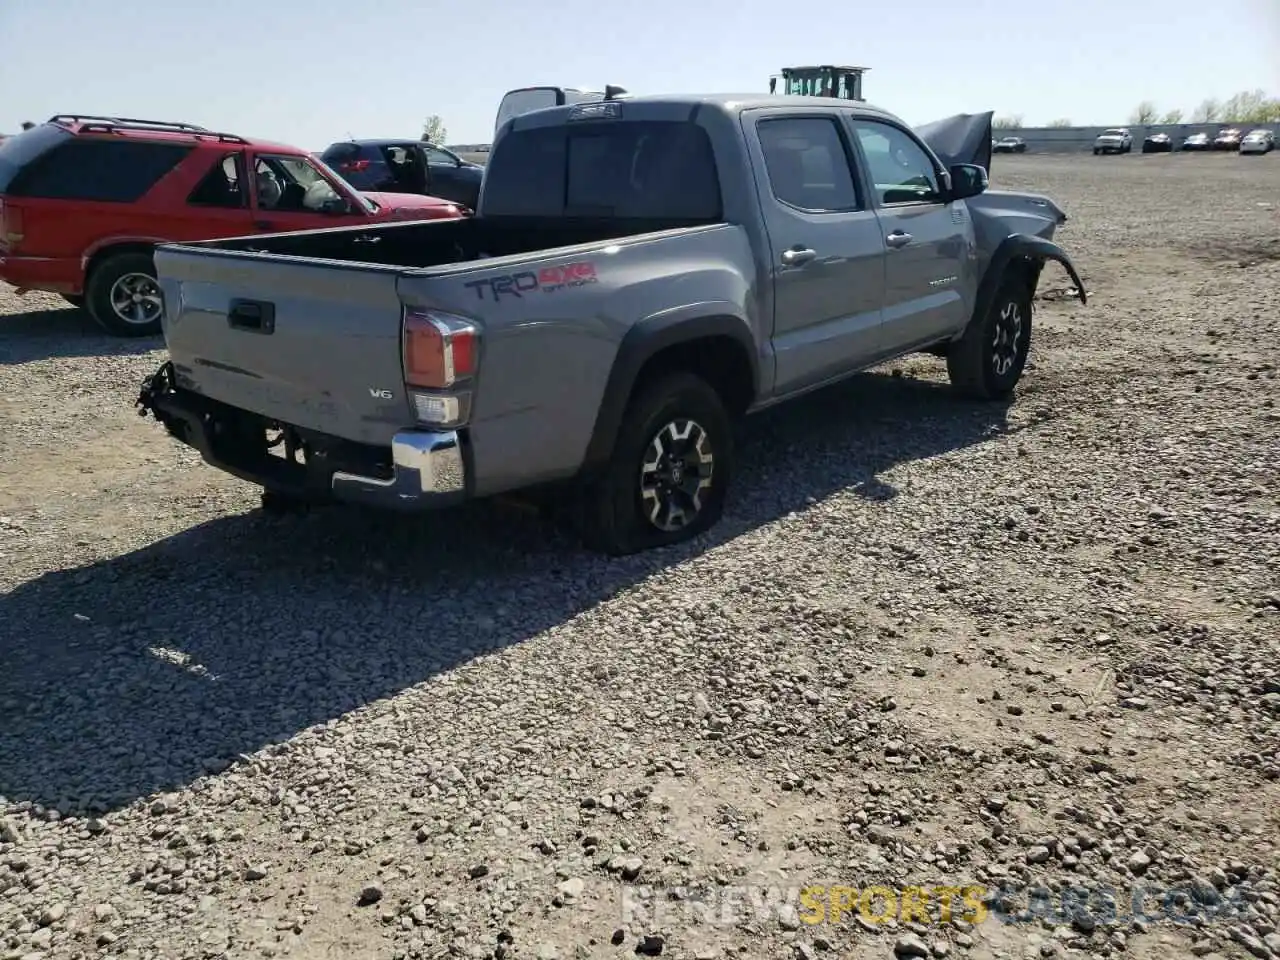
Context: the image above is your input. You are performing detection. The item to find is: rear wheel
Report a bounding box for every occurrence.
[86,251,164,337]
[575,371,733,556]
[946,278,1033,401]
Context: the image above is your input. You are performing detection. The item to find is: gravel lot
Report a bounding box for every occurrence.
[1,153,1278,960]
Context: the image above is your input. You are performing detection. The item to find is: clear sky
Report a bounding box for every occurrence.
[2,0,1278,148]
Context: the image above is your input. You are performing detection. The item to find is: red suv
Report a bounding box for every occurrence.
[0,115,469,336]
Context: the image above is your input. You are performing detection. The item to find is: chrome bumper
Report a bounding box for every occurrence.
[331,430,467,508]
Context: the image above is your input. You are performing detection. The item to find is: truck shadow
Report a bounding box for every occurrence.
[0,368,1017,816]
[0,304,161,364]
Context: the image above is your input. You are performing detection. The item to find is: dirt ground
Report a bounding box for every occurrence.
[1,153,1278,960]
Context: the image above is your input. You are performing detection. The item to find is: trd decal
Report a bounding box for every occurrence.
[463,261,598,301]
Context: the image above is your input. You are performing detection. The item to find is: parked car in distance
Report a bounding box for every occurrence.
[137,95,1086,556]
[1239,129,1275,154]
[993,136,1027,153]
[1213,128,1243,151]
[1141,132,1173,153]
[1093,128,1132,155]
[1181,132,1212,151]
[320,139,483,211]
[0,115,469,336]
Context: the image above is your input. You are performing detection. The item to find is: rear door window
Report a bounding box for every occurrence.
[378,144,428,192]
[756,116,862,212]
[482,120,722,220]
[187,153,247,208]
[4,138,193,202]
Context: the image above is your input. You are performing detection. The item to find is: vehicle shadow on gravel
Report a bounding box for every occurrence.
[0,306,161,364]
[0,368,1015,815]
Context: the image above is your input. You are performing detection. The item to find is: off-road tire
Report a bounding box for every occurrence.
[576,371,733,556]
[86,251,164,337]
[946,279,1034,401]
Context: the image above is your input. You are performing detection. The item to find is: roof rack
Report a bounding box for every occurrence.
[46,114,249,145]
[49,114,211,133]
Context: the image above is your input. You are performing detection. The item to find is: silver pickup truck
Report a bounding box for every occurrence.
[137,94,1086,555]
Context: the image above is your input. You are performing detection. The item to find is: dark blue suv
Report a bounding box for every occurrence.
[319,139,483,211]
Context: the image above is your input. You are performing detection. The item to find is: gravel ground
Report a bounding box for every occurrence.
[1,153,1278,960]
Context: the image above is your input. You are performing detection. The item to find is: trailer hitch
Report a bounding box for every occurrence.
[136,360,176,420]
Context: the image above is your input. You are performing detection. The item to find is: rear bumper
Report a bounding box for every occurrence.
[330,432,466,507]
[0,255,83,294]
[136,361,468,510]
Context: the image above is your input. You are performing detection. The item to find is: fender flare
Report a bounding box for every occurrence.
[974,234,1087,327]
[581,311,760,470]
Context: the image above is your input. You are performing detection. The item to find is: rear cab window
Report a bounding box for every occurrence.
[481,119,722,221]
[2,134,193,203]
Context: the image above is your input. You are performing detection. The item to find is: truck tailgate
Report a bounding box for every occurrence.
[154,247,411,447]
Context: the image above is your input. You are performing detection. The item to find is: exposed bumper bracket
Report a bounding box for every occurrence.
[136,361,468,510]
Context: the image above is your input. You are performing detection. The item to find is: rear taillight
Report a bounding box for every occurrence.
[0,199,22,252]
[402,309,479,429]
[339,159,370,173]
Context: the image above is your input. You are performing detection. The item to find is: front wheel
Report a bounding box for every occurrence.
[946,280,1033,401]
[575,372,733,556]
[85,251,164,337]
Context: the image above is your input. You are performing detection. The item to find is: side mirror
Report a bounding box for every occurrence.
[949,163,989,201]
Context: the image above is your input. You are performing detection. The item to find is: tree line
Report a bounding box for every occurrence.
[993,89,1279,129]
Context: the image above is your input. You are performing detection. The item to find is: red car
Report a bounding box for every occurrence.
[0,115,469,336]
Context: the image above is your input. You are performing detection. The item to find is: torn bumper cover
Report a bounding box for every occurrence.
[135,361,468,509]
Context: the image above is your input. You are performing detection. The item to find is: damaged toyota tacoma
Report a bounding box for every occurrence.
[137,94,1086,555]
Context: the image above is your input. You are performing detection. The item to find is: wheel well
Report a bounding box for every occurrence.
[85,243,155,285]
[1004,255,1044,298]
[631,335,756,417]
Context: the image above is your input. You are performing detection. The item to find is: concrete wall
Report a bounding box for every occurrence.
[997,122,1280,153]
[448,122,1280,162]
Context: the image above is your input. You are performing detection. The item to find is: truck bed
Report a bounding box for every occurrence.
[152,213,738,470]
[190,215,718,271]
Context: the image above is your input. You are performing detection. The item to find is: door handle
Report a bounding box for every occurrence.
[227,298,275,334]
[781,247,817,266]
[886,231,913,249]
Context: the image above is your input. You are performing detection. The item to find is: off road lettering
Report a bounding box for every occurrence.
[538,262,598,291]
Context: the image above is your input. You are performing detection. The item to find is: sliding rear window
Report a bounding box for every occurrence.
[482,119,722,220]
